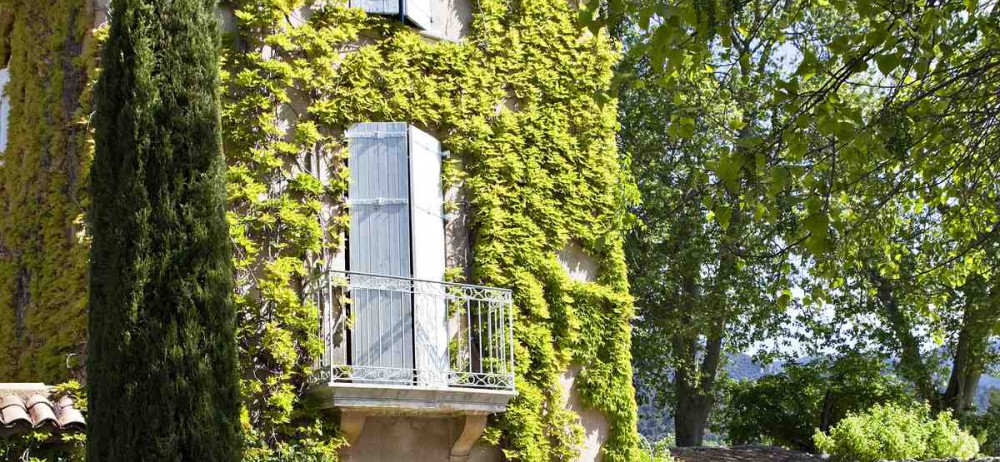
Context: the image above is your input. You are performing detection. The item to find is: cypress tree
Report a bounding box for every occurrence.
[86,0,240,460]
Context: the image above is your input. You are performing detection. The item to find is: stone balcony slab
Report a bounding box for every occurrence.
[308,382,515,415]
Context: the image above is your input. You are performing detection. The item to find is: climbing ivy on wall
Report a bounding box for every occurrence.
[221,0,641,459]
[0,0,640,458]
[220,2,353,459]
[0,0,97,383]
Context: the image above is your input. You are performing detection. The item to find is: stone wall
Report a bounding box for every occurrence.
[339,415,504,462]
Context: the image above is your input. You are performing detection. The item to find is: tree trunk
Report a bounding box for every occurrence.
[673,179,737,447]
[673,327,724,446]
[943,278,991,413]
[674,383,713,446]
[870,269,939,407]
[819,389,836,433]
[672,124,741,447]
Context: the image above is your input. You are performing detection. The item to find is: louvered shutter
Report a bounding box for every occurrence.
[408,126,447,385]
[347,123,413,379]
[349,0,399,16]
[349,0,434,32]
[403,0,434,32]
[0,68,8,153]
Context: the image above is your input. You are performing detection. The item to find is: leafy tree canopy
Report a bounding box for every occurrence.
[613,0,1000,444]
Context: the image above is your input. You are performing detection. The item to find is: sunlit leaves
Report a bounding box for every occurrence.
[612,0,1000,417]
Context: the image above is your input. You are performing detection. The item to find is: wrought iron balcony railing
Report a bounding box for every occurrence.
[311,270,515,392]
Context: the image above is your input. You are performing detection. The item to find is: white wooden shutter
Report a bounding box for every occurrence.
[408,126,447,385]
[347,122,413,378]
[349,0,400,16]
[403,0,435,32]
[350,0,434,32]
[0,68,9,154]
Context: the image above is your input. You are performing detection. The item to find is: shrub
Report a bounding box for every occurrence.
[724,354,914,451]
[963,390,1000,456]
[0,432,84,462]
[814,403,979,462]
[638,438,676,462]
[924,409,981,459]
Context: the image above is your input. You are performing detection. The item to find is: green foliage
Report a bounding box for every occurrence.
[618,8,794,443]
[0,432,85,462]
[814,403,979,462]
[0,0,95,383]
[220,3,351,458]
[222,0,640,459]
[724,354,914,451]
[87,0,240,460]
[3,0,639,459]
[639,438,676,462]
[610,0,1000,428]
[963,391,1000,456]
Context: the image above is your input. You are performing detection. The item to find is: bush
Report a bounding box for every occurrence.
[724,354,914,451]
[638,438,675,462]
[924,410,981,459]
[813,403,979,462]
[0,432,84,462]
[963,390,1000,456]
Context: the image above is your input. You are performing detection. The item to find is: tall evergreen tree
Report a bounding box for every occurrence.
[87,0,240,460]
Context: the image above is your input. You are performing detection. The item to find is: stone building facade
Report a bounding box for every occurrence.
[0,0,637,460]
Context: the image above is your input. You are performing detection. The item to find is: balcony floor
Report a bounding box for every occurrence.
[308,381,516,415]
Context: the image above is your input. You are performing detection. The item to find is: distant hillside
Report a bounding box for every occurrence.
[978,375,1000,409]
[636,353,1000,443]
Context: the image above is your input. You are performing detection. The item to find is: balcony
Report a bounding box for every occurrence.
[308,270,516,417]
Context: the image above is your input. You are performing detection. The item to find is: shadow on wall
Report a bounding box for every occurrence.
[561,364,610,462]
[339,415,504,462]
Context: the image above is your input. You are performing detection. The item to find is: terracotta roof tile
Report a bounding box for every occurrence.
[26,394,58,429]
[0,383,85,438]
[55,396,85,431]
[1,394,31,430]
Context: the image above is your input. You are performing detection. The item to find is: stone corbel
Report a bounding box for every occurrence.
[450,414,488,462]
[339,409,367,445]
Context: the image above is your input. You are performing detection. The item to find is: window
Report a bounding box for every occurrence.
[0,67,8,154]
[345,122,447,382]
[350,0,435,32]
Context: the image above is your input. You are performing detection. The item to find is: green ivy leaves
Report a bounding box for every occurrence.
[222,0,640,460]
